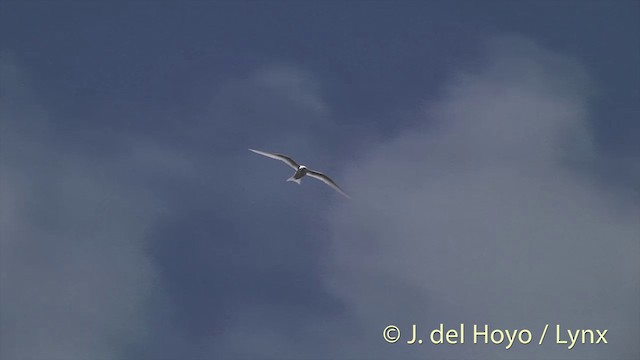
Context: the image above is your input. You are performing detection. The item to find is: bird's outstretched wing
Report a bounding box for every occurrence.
[307,169,350,198]
[249,149,299,170]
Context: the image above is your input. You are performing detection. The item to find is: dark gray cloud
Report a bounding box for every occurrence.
[318,36,640,359]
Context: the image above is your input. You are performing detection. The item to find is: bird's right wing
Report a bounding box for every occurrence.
[248,149,300,170]
[307,169,350,198]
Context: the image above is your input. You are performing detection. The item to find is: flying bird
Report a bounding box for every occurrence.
[248,148,350,198]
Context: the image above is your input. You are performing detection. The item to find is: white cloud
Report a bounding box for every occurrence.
[255,65,328,114]
[321,36,640,359]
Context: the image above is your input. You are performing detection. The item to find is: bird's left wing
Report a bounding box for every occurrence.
[307,169,350,198]
[248,149,299,170]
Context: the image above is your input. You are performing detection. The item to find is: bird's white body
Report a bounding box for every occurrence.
[249,149,349,198]
[287,165,308,184]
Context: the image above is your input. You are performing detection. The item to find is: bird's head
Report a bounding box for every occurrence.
[299,165,307,170]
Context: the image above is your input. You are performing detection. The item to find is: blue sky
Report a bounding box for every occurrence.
[1,1,638,359]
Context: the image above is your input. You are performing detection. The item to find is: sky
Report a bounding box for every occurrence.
[1,1,639,359]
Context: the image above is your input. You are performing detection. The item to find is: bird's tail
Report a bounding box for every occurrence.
[286,176,301,184]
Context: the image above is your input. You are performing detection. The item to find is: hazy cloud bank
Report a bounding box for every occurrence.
[322,36,640,359]
[0,55,160,359]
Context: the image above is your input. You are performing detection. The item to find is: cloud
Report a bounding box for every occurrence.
[123,65,349,359]
[0,55,160,359]
[320,35,640,359]
[4,34,636,360]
